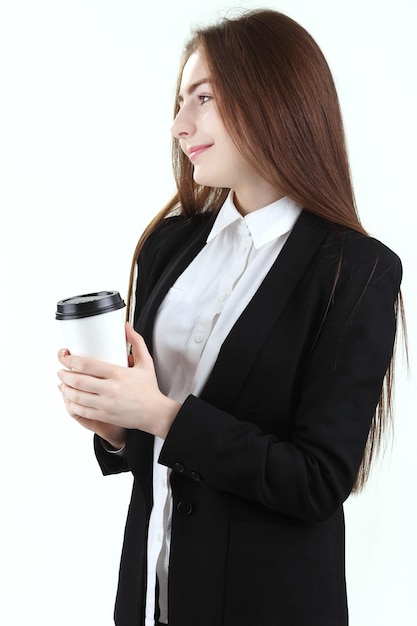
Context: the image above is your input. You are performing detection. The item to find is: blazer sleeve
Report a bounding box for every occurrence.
[94,435,129,476]
[158,237,402,522]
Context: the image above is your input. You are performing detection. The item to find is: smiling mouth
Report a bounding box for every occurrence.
[188,145,212,160]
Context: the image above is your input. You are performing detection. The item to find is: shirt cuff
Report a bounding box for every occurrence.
[100,438,126,456]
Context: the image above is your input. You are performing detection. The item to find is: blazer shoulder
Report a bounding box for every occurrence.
[319,221,402,294]
[302,212,398,259]
[140,212,215,264]
[340,227,401,279]
[134,212,215,312]
[297,212,402,298]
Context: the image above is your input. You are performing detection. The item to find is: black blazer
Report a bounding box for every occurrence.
[95,210,402,626]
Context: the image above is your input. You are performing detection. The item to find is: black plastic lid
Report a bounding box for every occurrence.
[55,291,125,320]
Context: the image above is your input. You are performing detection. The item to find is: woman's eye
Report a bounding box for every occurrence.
[199,94,212,104]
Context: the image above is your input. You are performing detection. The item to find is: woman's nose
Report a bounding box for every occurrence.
[171,106,195,139]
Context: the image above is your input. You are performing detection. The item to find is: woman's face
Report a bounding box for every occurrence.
[171,50,282,213]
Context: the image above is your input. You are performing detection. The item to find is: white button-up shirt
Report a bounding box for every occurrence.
[145,192,302,625]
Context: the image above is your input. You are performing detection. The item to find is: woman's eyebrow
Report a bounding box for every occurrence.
[178,78,211,104]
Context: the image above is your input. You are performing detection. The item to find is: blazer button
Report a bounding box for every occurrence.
[173,462,185,473]
[189,471,201,482]
[177,501,193,515]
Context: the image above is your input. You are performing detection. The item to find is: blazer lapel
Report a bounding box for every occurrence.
[137,218,213,352]
[199,211,331,408]
[137,210,331,411]
[130,218,213,493]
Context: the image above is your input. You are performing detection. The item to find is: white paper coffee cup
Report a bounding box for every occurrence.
[55,291,128,366]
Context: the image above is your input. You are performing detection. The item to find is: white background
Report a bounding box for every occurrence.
[0,1,416,624]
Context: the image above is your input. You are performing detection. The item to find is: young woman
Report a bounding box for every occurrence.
[57,9,403,626]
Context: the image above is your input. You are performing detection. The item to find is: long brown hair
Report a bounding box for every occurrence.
[127,9,404,491]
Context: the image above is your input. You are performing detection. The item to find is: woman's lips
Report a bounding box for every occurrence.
[188,144,212,160]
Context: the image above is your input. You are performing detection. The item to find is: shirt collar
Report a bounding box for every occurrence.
[207,191,302,250]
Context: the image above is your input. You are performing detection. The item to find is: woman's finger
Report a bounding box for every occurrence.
[58,368,107,395]
[58,350,119,379]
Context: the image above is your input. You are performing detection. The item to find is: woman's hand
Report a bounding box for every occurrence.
[57,323,180,444]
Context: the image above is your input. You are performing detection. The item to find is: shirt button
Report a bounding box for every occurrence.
[217,293,227,302]
[195,334,204,343]
[237,247,246,256]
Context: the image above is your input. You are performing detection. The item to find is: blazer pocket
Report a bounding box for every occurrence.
[223,519,347,626]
